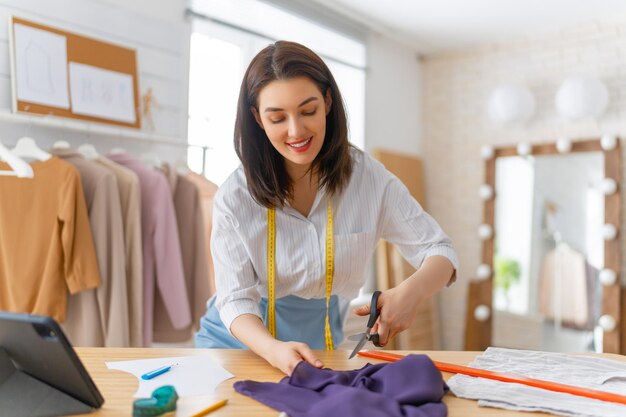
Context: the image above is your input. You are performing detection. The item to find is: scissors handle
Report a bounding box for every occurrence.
[366,291,381,328]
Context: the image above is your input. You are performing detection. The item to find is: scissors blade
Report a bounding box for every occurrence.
[349,291,383,359]
[347,333,365,342]
[348,333,369,359]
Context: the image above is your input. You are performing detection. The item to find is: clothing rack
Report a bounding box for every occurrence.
[0,110,207,150]
[0,110,212,176]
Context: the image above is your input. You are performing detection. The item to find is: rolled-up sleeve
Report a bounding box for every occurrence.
[212,189,262,333]
[380,175,459,286]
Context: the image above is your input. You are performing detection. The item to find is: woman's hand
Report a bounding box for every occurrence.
[261,340,323,376]
[231,314,324,375]
[353,255,454,346]
[353,284,418,347]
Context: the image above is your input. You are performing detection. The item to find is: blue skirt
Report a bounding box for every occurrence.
[195,295,345,350]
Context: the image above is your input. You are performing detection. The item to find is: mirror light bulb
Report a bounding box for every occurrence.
[603,224,618,241]
[474,305,491,322]
[479,185,494,200]
[599,314,617,332]
[600,178,618,195]
[481,145,495,159]
[517,142,531,156]
[478,224,493,240]
[601,134,618,151]
[599,269,617,286]
[476,264,492,280]
[556,137,572,153]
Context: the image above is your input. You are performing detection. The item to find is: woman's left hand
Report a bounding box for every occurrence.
[353,283,418,347]
[353,255,454,346]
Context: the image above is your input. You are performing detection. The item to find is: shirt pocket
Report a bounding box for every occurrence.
[333,230,376,291]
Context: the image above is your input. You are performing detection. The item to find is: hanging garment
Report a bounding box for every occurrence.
[539,243,589,329]
[234,354,448,417]
[0,157,100,322]
[52,149,129,347]
[96,156,144,347]
[585,262,601,331]
[107,152,191,346]
[185,172,218,296]
[153,165,210,343]
[448,347,626,417]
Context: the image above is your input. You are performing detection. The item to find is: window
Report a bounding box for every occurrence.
[187,0,366,185]
[187,23,266,185]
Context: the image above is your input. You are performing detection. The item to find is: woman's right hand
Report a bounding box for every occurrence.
[261,340,323,376]
[231,314,323,375]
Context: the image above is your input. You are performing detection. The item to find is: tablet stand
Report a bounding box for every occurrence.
[0,347,93,417]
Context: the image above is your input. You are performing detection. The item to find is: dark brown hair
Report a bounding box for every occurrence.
[234,40,353,208]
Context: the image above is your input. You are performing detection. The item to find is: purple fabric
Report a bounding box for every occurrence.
[234,354,448,417]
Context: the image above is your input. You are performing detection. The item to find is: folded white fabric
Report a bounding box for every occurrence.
[448,347,626,417]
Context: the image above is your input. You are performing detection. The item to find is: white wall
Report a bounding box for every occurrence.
[358,32,425,302]
[104,0,183,26]
[365,32,422,156]
[0,0,189,159]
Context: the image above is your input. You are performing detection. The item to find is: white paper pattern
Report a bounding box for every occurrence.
[14,24,70,109]
[106,355,234,398]
[69,62,136,123]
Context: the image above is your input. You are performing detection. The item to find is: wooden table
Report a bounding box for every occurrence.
[75,348,625,416]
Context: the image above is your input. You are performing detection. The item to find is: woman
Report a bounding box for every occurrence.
[196,41,458,375]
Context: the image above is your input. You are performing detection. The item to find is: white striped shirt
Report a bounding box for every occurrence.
[212,148,459,331]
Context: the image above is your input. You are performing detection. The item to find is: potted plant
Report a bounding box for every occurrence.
[494,256,521,309]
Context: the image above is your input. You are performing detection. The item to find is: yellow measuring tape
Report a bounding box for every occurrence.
[267,200,334,350]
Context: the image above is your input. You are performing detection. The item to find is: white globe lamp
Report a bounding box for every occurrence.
[488,85,535,125]
[555,76,609,120]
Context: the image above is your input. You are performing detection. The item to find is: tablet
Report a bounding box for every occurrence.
[0,311,104,408]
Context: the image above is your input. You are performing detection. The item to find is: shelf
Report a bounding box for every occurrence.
[0,110,200,149]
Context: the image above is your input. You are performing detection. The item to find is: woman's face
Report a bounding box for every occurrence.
[253,76,331,176]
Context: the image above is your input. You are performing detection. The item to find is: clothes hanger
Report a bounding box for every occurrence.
[109,147,127,155]
[0,142,34,178]
[174,156,190,175]
[77,124,99,160]
[140,152,163,170]
[78,144,99,160]
[52,140,71,149]
[108,128,128,156]
[11,137,52,161]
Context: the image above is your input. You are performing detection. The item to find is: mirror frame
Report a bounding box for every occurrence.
[464,138,622,353]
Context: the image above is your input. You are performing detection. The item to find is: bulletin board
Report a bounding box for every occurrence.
[9,16,141,129]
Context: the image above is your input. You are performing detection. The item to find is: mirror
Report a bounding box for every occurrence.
[464,138,622,353]
[493,153,603,351]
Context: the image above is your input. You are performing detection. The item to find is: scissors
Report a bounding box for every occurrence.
[348,290,382,359]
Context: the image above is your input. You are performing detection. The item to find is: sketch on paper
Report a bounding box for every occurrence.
[69,62,136,124]
[13,23,70,109]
